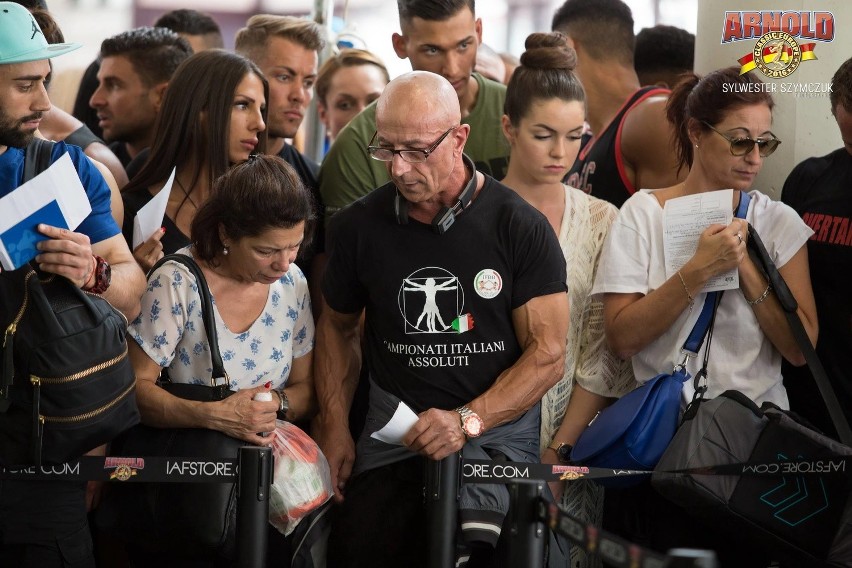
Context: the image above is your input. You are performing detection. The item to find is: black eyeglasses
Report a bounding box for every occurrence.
[702,121,781,157]
[367,126,458,163]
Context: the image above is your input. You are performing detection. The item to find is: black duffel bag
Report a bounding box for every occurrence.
[652,224,852,567]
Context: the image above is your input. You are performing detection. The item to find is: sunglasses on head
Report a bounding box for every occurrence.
[702,121,781,157]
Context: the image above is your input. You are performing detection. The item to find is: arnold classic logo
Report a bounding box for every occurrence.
[104,457,144,481]
[721,11,834,78]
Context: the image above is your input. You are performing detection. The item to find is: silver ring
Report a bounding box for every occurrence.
[736,233,743,244]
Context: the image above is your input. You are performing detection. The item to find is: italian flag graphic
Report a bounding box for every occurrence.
[452,314,474,333]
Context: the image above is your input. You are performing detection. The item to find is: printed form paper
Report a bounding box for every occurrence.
[663,189,739,293]
[370,402,419,445]
[0,153,91,271]
[132,167,175,249]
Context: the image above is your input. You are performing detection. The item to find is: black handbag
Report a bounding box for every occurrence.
[652,224,852,567]
[0,139,139,468]
[97,254,245,560]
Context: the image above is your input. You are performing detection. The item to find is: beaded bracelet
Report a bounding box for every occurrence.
[677,270,694,303]
[747,284,772,306]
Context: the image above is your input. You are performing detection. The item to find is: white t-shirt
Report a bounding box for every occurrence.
[129,248,314,391]
[592,189,813,408]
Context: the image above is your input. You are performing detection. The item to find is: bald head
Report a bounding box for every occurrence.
[377,71,461,129]
[371,70,472,214]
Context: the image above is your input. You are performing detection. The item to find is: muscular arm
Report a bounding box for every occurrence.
[621,97,686,190]
[404,292,569,460]
[313,305,362,500]
[473,292,569,426]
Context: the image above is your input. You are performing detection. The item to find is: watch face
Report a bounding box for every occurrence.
[556,444,573,464]
[462,414,484,437]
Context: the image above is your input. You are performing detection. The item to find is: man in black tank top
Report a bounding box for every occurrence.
[554,0,685,208]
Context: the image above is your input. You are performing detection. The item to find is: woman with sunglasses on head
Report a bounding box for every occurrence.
[121,49,267,271]
[592,67,818,565]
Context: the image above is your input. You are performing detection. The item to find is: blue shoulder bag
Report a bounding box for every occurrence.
[570,192,751,482]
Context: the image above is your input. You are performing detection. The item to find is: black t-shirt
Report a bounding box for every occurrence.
[565,86,669,208]
[278,143,324,281]
[322,176,567,412]
[781,148,852,437]
[121,189,191,255]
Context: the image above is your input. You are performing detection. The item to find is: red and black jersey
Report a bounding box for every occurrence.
[566,86,669,208]
[781,147,852,438]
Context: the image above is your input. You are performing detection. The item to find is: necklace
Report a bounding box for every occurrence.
[175,178,199,209]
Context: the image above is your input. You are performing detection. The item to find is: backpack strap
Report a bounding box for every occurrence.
[23,138,56,183]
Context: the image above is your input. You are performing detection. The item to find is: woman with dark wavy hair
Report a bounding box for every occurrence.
[121,49,268,271]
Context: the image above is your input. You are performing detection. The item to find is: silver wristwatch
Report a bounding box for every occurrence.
[455,405,484,439]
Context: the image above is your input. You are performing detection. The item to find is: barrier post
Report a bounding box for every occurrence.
[236,446,273,568]
[506,479,546,568]
[426,452,460,568]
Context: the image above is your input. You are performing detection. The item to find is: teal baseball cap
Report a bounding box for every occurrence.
[0,2,80,64]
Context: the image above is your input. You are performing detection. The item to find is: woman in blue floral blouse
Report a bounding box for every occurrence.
[128,155,316,445]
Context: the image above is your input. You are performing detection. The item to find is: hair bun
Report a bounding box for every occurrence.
[520,32,577,72]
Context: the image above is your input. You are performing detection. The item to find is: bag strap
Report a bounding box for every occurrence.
[149,253,228,387]
[680,191,751,355]
[23,138,56,183]
[746,224,852,445]
[1,141,56,411]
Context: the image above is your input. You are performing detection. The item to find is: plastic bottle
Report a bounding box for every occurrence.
[254,382,273,437]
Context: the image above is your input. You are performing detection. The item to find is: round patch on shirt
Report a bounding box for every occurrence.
[473,269,502,299]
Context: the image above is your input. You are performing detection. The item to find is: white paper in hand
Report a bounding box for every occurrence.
[0,152,92,270]
[370,402,419,445]
[663,189,738,293]
[132,167,175,249]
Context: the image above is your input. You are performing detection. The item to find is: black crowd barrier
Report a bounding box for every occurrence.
[425,453,852,568]
[0,447,272,568]
[426,451,459,568]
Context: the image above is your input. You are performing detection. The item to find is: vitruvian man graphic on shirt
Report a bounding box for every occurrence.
[398,267,464,334]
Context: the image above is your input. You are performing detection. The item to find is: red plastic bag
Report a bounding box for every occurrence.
[268,421,333,536]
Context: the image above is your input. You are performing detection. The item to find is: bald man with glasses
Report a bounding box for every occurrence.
[314,70,570,567]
